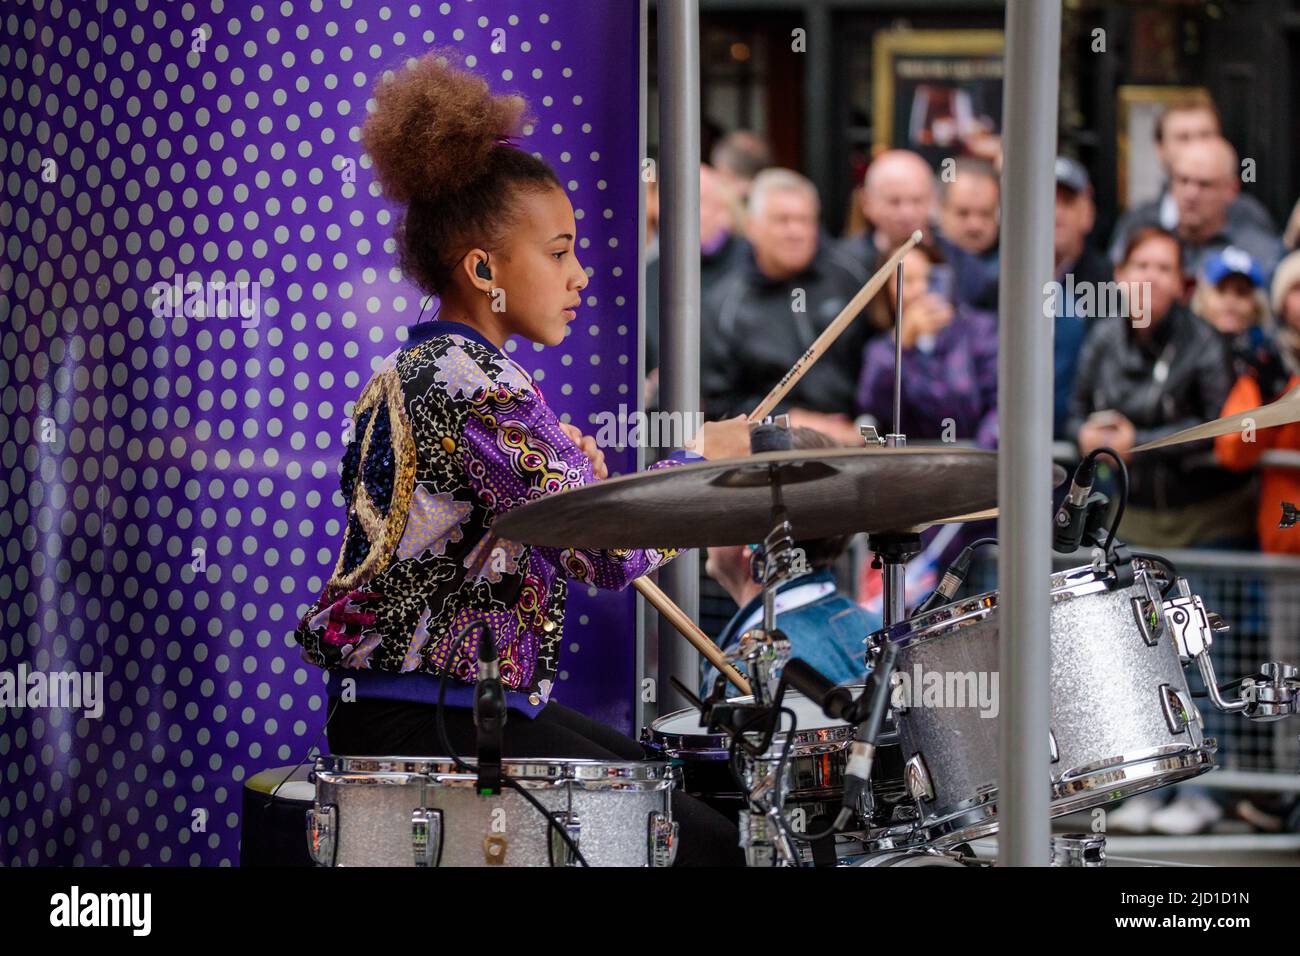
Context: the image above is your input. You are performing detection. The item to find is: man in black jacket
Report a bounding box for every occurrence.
[1067,226,1254,548]
[702,168,871,444]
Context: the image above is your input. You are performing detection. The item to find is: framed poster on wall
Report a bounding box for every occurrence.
[871,30,1005,172]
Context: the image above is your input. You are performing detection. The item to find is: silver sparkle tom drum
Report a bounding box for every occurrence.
[878,561,1215,846]
[645,687,909,833]
[306,755,677,867]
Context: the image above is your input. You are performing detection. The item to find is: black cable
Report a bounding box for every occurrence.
[1129,550,1179,597]
[794,798,845,842]
[434,627,589,867]
[413,292,436,326]
[1189,675,1250,699]
[266,695,341,810]
[725,703,805,864]
[727,706,774,797]
[1087,446,1128,555]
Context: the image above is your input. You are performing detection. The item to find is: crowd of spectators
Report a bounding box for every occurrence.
[646,98,1300,557]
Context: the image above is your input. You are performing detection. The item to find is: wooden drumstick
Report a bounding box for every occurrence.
[748,229,924,422]
[633,577,752,696]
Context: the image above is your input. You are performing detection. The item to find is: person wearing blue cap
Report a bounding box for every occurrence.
[1191,245,1281,385]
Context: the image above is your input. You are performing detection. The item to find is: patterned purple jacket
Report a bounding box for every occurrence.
[855,303,1000,448]
[292,321,681,710]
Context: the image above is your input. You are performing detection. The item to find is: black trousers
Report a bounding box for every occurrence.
[326,696,745,867]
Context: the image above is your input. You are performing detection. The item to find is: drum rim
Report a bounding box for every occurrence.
[914,745,1215,847]
[648,685,880,752]
[873,560,1170,653]
[314,754,674,788]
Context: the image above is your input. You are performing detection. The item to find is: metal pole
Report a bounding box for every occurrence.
[882,260,907,629]
[801,0,832,206]
[655,0,701,714]
[997,0,1060,868]
[634,0,651,738]
[892,262,904,437]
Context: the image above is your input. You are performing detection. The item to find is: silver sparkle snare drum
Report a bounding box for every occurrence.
[877,561,1215,846]
[306,755,677,867]
[645,687,910,835]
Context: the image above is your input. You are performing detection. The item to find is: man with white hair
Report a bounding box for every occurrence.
[1165,137,1285,280]
[840,149,937,275]
[702,168,871,445]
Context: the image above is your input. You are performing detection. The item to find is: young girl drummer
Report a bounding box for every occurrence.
[291,49,749,864]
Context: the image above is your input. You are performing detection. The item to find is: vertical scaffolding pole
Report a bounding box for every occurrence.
[997,0,1061,867]
[655,0,702,714]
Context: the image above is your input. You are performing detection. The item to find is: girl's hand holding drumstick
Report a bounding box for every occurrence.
[686,414,752,460]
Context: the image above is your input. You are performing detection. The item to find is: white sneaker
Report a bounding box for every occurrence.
[1149,793,1223,835]
[1103,793,1164,833]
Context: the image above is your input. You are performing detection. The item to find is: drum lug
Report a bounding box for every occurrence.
[1050,833,1106,867]
[1048,728,1059,764]
[1163,593,1212,662]
[1131,573,1167,647]
[411,807,443,867]
[1159,683,1192,734]
[305,803,337,867]
[548,811,582,867]
[647,810,679,867]
[483,834,509,865]
[904,753,935,803]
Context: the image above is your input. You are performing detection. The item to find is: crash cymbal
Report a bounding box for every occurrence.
[493,447,1003,549]
[926,507,1000,526]
[1131,392,1300,453]
[910,467,1071,528]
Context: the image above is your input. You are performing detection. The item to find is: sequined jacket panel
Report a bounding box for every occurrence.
[292,331,682,705]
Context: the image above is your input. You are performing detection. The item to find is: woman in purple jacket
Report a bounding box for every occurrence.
[293,50,748,863]
[855,242,999,448]
[854,242,999,609]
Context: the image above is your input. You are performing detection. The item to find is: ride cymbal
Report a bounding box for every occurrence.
[493,446,1002,549]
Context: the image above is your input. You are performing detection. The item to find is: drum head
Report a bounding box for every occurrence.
[650,687,864,752]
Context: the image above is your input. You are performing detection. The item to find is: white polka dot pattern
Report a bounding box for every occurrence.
[0,0,641,866]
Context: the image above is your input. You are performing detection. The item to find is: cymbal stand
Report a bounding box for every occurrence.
[730,418,803,865]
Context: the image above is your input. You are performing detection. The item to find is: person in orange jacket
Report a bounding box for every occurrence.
[1215,248,1300,554]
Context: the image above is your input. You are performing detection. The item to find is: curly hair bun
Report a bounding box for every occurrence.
[362,47,533,206]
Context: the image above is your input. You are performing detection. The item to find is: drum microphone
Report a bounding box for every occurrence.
[472,622,506,796]
[834,640,900,831]
[782,658,853,721]
[912,538,996,617]
[1052,453,1098,554]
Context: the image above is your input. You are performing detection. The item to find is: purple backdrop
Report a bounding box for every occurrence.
[0,0,642,866]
